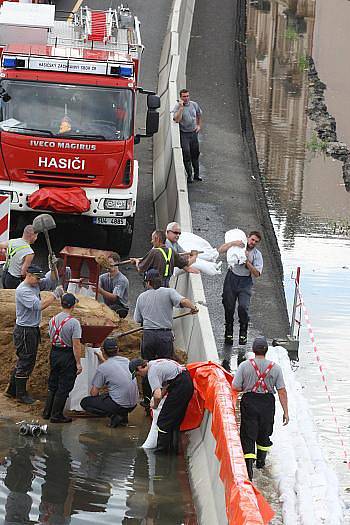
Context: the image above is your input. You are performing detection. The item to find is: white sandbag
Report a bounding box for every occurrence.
[141,398,166,449]
[191,259,222,275]
[65,347,99,411]
[178,231,219,262]
[225,228,247,266]
[67,281,95,298]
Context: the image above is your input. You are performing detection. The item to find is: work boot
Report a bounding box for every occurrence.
[224,323,233,345]
[154,431,172,454]
[42,391,55,420]
[4,371,16,398]
[256,449,267,469]
[239,324,248,345]
[15,377,35,405]
[245,458,254,481]
[50,395,72,423]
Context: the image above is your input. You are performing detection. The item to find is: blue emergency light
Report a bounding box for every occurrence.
[3,57,17,68]
[119,65,133,77]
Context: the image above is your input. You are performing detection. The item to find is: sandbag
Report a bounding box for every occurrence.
[225,228,247,266]
[178,231,219,262]
[191,259,222,275]
[142,398,166,448]
[65,347,99,411]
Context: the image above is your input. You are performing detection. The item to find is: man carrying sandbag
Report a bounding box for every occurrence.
[80,337,138,428]
[43,293,83,423]
[129,357,194,454]
[219,230,263,345]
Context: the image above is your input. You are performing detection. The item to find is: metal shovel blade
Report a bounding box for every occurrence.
[32,213,57,234]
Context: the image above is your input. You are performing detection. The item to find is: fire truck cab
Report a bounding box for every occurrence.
[0,2,160,252]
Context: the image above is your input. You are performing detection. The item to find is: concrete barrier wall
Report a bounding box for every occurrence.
[153,1,227,523]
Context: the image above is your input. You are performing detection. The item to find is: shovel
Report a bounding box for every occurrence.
[32,213,59,281]
[117,309,198,338]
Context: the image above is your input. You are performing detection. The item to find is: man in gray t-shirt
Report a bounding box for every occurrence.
[81,337,138,428]
[41,258,71,292]
[173,88,203,182]
[219,230,264,346]
[134,268,198,411]
[44,293,82,423]
[5,264,63,405]
[97,253,129,318]
[232,337,289,480]
[130,358,194,454]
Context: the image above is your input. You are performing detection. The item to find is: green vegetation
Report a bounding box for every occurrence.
[306,132,327,153]
[298,55,309,72]
[285,27,299,41]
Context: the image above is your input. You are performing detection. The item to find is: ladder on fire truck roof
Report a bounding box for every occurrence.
[48,4,143,60]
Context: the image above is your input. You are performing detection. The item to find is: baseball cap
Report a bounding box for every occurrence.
[145,268,160,281]
[252,336,268,352]
[129,358,147,374]
[103,337,118,352]
[27,264,45,278]
[61,293,79,308]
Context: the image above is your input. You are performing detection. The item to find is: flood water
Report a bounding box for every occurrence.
[0,410,196,524]
[246,0,350,518]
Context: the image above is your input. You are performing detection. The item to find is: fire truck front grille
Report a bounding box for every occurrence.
[25,170,96,186]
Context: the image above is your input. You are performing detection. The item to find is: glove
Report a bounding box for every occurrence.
[52,285,64,299]
[48,254,58,271]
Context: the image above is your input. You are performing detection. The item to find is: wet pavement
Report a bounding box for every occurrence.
[0,410,197,524]
[246,0,350,518]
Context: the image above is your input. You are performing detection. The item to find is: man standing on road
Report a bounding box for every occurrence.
[165,222,199,274]
[4,265,64,404]
[232,336,289,481]
[80,337,138,428]
[134,269,198,410]
[43,293,82,423]
[0,225,37,289]
[130,230,187,287]
[219,230,263,345]
[97,252,129,318]
[129,358,194,454]
[173,88,203,183]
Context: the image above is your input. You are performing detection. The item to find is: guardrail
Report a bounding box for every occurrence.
[152,1,270,524]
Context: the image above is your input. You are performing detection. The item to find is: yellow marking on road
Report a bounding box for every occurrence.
[68,0,84,21]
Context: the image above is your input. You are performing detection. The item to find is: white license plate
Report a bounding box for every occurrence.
[93,217,126,226]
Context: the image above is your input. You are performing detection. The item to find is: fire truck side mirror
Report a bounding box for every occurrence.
[147,94,160,110]
[146,110,159,136]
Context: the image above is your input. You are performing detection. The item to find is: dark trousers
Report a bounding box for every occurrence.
[180,130,200,178]
[239,392,275,459]
[2,270,21,289]
[141,330,174,403]
[222,271,253,328]
[48,347,77,397]
[13,324,41,378]
[157,370,194,432]
[80,393,136,419]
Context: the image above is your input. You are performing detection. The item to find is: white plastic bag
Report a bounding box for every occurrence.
[178,231,219,262]
[65,347,99,411]
[225,229,247,266]
[141,398,166,449]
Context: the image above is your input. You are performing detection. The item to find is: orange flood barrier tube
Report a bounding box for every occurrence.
[181,362,275,525]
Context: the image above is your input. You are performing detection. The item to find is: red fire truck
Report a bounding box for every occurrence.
[0,2,160,252]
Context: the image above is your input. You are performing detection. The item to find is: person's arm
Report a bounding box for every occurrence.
[73,339,83,375]
[277,387,289,425]
[21,253,34,277]
[218,240,245,254]
[98,287,117,302]
[173,101,184,123]
[90,385,100,396]
[151,387,163,408]
[232,364,244,392]
[179,297,198,314]
[136,250,154,273]
[40,286,64,310]
[134,298,143,324]
[245,252,262,278]
[195,113,202,133]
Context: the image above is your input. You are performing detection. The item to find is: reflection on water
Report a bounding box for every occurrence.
[247,0,350,516]
[0,413,196,524]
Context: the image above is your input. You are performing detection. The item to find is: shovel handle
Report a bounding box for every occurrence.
[117,310,198,338]
[44,230,59,282]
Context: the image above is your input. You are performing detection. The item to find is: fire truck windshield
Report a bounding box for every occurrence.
[0,80,133,141]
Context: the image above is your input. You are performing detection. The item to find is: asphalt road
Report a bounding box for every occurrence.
[32,0,173,307]
[186,0,290,362]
